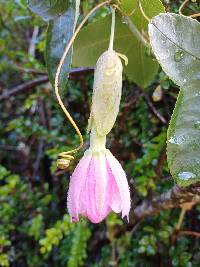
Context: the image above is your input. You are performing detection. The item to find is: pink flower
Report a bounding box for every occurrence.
[67,47,131,223]
[67,148,131,223]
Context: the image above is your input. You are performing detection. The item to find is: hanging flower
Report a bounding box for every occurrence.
[67,47,131,223]
[67,8,131,223]
[67,129,131,223]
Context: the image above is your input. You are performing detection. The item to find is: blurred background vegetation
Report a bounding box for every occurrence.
[0,0,200,266]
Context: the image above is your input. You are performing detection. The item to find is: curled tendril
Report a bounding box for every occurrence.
[57,153,75,170]
[179,0,189,15]
[179,0,200,18]
[55,0,112,170]
[138,1,150,22]
[112,3,138,18]
[112,0,151,22]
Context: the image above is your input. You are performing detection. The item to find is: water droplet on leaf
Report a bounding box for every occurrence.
[168,136,177,144]
[194,121,200,130]
[174,50,184,62]
[178,171,196,180]
[168,135,184,145]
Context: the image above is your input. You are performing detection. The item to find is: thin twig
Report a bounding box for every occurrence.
[142,91,168,125]
[162,92,171,120]
[11,64,93,76]
[178,230,200,238]
[155,144,167,177]
[0,76,49,101]
[0,67,94,102]
[11,62,46,75]
[70,67,94,75]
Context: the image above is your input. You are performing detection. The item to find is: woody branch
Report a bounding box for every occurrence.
[130,182,200,225]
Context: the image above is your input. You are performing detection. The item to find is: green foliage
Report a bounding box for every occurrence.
[148,13,200,88]
[0,254,9,267]
[167,80,200,186]
[28,0,80,89]
[39,216,91,267]
[149,13,200,186]
[0,165,48,266]
[46,0,80,89]
[39,215,75,254]
[1,0,200,267]
[73,0,165,87]
[0,165,90,267]
[67,222,91,267]
[27,0,69,21]
[131,131,168,196]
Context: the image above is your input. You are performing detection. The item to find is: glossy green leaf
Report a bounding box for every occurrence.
[167,80,200,186]
[149,13,200,87]
[46,1,80,89]
[27,0,68,21]
[73,0,165,88]
[120,0,164,31]
[149,13,200,186]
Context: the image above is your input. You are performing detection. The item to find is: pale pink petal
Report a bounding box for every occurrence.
[85,158,100,223]
[86,155,111,223]
[67,153,92,222]
[78,178,87,216]
[99,166,112,218]
[67,148,131,224]
[106,150,131,219]
[94,152,107,213]
[106,160,122,213]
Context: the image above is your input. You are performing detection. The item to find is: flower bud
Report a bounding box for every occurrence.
[88,49,123,136]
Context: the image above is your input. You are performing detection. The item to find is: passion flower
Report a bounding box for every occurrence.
[67,130,130,223]
[67,8,131,223]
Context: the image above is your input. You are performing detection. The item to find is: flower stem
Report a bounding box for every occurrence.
[90,129,106,151]
[109,7,116,51]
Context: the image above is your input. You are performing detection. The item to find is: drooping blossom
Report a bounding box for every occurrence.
[67,129,131,223]
[67,13,131,223]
